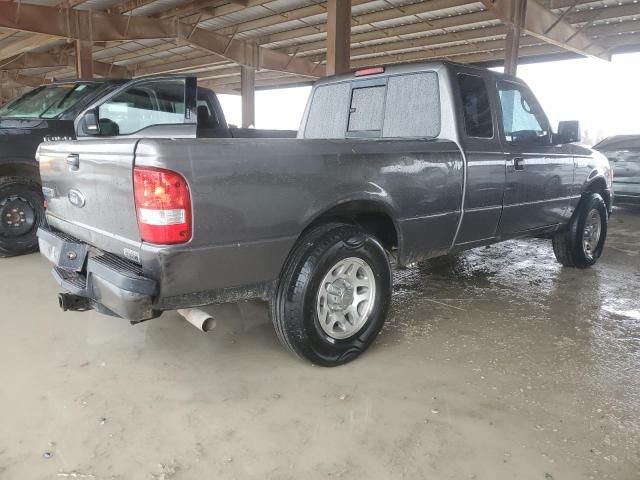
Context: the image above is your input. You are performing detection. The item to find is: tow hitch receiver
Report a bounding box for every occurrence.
[58,293,91,312]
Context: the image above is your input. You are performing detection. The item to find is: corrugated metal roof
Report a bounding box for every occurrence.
[1,0,639,95]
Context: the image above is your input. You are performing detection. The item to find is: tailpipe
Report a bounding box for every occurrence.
[58,293,91,312]
[177,308,216,332]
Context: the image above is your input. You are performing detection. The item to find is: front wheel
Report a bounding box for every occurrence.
[271,223,392,366]
[0,177,45,257]
[552,193,608,268]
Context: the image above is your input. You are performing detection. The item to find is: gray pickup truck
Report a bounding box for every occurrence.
[37,61,612,366]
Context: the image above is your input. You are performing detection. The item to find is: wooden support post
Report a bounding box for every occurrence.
[240,65,255,128]
[326,0,351,76]
[75,11,93,79]
[75,40,93,79]
[504,0,527,76]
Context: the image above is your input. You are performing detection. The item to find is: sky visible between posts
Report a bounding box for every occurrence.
[218,51,640,145]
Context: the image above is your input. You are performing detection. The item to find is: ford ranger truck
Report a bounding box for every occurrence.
[37,62,613,366]
[0,76,293,257]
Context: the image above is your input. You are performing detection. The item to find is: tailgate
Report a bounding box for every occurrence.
[38,139,142,257]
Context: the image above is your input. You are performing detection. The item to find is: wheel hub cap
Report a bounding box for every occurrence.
[316,257,376,340]
[0,196,36,237]
[582,209,602,261]
[326,278,354,312]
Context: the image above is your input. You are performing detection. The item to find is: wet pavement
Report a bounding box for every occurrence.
[1,206,639,480]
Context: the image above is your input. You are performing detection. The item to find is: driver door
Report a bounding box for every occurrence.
[497,80,574,236]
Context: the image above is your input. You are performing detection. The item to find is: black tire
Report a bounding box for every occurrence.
[0,177,45,258]
[271,222,392,366]
[552,193,608,268]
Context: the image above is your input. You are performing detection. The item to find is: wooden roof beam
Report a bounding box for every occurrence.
[0,51,130,77]
[480,0,610,60]
[0,33,58,62]
[0,2,324,77]
[258,0,476,45]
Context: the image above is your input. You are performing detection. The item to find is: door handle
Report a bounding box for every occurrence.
[512,157,525,171]
[66,154,80,171]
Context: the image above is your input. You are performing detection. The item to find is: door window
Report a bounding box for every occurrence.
[497,81,549,144]
[458,74,493,138]
[98,79,186,136]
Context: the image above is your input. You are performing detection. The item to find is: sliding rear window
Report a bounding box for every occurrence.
[304,71,440,139]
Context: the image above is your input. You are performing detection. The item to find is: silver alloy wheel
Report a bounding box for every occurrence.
[582,209,602,260]
[316,257,376,340]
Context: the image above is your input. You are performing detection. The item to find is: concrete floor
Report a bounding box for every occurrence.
[1,207,639,480]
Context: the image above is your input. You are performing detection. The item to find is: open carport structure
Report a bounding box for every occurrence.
[0,0,638,126]
[1,2,640,480]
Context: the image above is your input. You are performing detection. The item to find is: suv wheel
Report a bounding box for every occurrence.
[552,193,608,268]
[0,177,45,257]
[271,223,392,366]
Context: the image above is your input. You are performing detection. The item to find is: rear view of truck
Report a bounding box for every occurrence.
[0,81,123,257]
[38,139,164,319]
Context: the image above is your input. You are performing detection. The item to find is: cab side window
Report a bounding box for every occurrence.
[497,81,549,144]
[98,79,186,136]
[458,74,493,138]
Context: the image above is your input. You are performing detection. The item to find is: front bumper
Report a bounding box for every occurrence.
[37,227,158,322]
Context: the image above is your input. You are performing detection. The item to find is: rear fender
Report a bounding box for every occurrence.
[298,193,403,256]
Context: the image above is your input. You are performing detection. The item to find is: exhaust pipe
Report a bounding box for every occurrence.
[58,293,91,312]
[177,308,216,332]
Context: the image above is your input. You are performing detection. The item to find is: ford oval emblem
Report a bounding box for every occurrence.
[68,189,86,208]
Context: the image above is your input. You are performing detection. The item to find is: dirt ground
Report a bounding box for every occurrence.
[1,206,639,480]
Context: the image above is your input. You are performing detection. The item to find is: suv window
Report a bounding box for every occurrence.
[98,79,186,136]
[458,74,493,138]
[497,81,549,143]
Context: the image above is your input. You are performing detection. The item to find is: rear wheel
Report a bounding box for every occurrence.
[271,223,392,366]
[0,177,45,257]
[552,193,608,268]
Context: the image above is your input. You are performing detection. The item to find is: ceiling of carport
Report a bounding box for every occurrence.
[0,0,638,101]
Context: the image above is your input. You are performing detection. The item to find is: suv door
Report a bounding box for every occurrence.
[496,80,574,235]
[77,77,197,139]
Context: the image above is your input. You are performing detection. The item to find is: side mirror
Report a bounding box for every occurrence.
[555,120,580,144]
[80,109,100,135]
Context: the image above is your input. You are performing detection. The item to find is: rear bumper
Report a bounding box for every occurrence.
[37,227,158,322]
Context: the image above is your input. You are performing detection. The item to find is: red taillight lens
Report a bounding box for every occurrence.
[133,167,192,244]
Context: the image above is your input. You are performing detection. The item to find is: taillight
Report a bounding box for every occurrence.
[133,167,192,244]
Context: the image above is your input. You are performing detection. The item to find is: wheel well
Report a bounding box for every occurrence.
[584,177,610,210]
[0,163,41,183]
[303,201,400,253]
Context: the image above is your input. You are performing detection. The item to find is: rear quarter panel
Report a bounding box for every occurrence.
[134,137,463,300]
